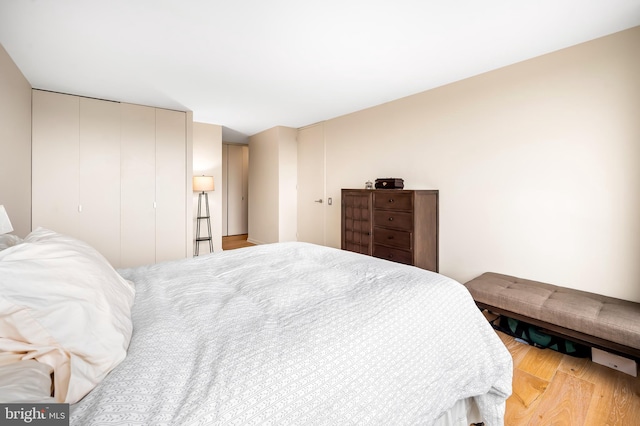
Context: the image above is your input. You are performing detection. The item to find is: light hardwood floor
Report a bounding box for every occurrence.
[222,234,255,250]
[495,323,640,425]
[219,239,640,424]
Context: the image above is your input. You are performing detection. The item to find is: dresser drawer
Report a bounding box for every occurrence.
[373,210,412,230]
[373,192,413,211]
[373,245,413,265]
[373,227,412,249]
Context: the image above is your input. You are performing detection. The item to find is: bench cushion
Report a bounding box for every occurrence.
[464,272,640,351]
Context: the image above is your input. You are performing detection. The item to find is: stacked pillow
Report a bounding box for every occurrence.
[0,228,135,403]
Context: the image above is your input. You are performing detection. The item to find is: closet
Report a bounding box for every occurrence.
[32,90,188,268]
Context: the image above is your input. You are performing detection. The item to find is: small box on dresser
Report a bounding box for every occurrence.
[341,189,438,272]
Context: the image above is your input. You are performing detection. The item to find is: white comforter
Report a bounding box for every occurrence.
[71,242,512,425]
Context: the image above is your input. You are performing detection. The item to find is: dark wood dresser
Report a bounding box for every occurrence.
[341,189,438,272]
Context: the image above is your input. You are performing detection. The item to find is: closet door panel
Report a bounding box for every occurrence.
[79,98,121,266]
[221,144,229,237]
[32,90,80,235]
[155,108,186,262]
[120,103,157,268]
[227,144,247,235]
[241,145,249,233]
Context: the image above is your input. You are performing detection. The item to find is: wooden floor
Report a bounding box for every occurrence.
[222,234,255,250]
[218,239,640,424]
[495,321,640,425]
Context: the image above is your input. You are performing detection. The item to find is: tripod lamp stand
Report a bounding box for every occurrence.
[193,175,214,256]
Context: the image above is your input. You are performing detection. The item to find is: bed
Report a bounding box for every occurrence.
[1,228,512,425]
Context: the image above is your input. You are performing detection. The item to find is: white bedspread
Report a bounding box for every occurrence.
[71,242,512,425]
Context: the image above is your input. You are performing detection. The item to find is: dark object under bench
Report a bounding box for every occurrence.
[464,272,640,361]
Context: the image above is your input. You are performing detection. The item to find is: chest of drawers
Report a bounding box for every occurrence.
[341,189,438,272]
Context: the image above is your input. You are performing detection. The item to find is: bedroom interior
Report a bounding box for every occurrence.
[1,1,639,424]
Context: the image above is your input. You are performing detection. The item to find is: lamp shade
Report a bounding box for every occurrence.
[0,205,14,234]
[193,176,214,192]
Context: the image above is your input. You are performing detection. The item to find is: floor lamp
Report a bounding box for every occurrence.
[193,176,214,256]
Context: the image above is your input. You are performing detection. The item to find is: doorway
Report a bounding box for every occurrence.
[297,123,326,245]
[222,143,249,236]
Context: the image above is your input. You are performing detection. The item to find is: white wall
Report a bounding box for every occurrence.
[0,44,32,236]
[319,27,640,302]
[193,122,223,254]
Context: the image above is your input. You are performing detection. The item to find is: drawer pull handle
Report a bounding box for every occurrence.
[388,199,394,203]
[388,235,394,239]
[388,217,394,221]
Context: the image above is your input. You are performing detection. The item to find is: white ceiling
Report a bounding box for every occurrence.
[1,1,639,143]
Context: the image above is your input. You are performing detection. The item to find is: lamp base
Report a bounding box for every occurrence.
[194,192,213,256]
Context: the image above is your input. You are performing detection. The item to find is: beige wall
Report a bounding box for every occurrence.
[320,27,640,302]
[277,127,298,242]
[0,44,32,236]
[248,126,297,244]
[249,127,280,244]
[193,122,223,253]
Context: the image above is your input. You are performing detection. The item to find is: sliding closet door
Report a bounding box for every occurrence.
[120,103,156,268]
[79,98,121,266]
[32,90,80,236]
[155,108,186,262]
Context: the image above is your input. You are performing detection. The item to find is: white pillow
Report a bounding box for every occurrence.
[0,233,22,251]
[0,228,135,403]
[0,360,55,403]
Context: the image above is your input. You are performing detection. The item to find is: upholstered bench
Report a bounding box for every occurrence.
[464,272,640,361]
